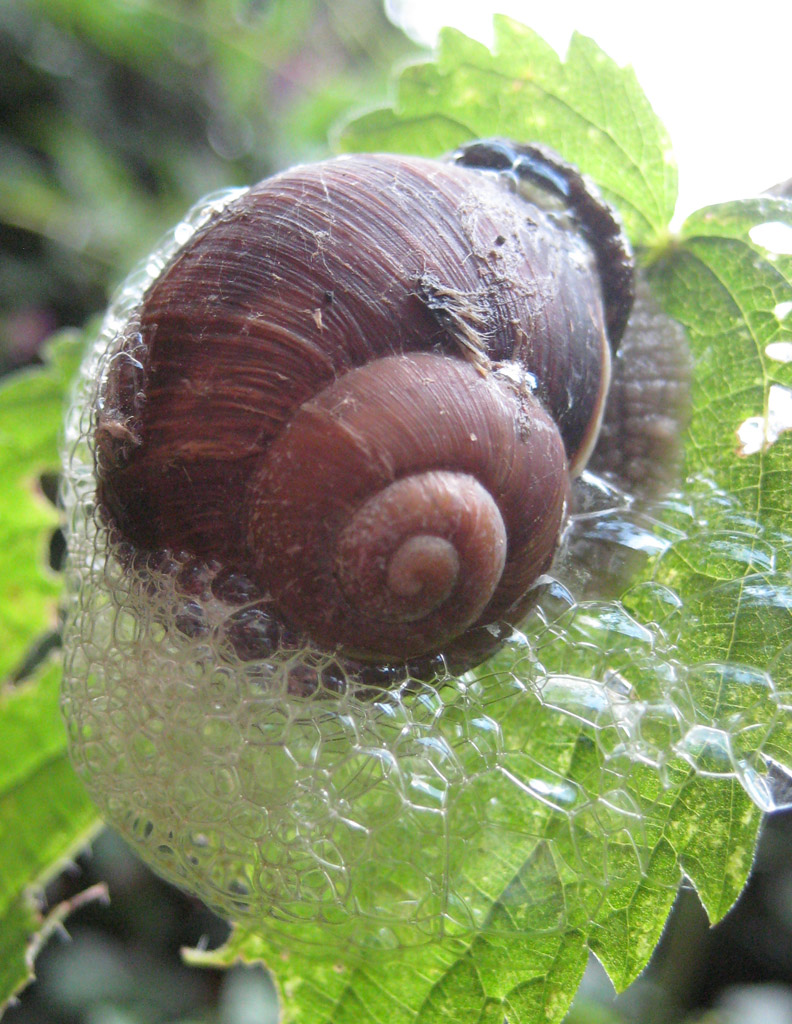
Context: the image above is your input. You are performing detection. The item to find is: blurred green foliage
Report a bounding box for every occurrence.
[0,0,420,373]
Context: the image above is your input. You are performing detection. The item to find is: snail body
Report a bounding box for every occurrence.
[94,141,633,682]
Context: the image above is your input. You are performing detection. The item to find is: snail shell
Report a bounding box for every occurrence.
[93,140,634,683]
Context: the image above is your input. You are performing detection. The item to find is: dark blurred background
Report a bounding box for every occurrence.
[0,0,417,371]
[3,2,792,1021]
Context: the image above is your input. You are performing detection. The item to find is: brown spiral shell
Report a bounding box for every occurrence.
[94,141,634,681]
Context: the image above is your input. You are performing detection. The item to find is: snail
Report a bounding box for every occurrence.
[89,139,653,692]
[60,139,692,941]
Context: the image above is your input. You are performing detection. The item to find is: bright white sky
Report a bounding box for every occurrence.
[385,0,791,224]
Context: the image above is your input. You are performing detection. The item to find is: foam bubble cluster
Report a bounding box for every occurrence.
[60,192,792,956]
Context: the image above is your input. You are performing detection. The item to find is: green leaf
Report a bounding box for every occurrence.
[588,199,792,987]
[0,331,85,680]
[187,693,759,1019]
[0,325,101,1006]
[671,775,759,923]
[338,17,676,245]
[588,766,761,991]
[180,698,602,1022]
[162,675,607,1023]
[191,918,590,1024]
[645,200,792,714]
[0,882,108,1016]
[650,198,792,530]
[0,893,40,1010]
[0,658,102,1009]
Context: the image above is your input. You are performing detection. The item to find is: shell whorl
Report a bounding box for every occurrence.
[248,352,569,661]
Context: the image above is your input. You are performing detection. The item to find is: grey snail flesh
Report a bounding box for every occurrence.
[94,142,635,683]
